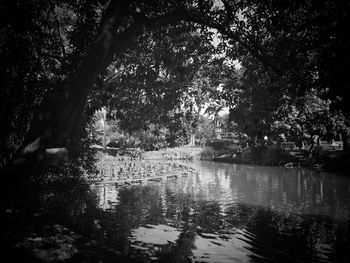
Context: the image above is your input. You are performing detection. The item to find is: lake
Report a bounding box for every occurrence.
[86,161,350,262]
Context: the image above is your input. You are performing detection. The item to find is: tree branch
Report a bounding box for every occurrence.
[187,11,285,76]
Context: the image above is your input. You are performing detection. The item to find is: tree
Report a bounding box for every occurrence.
[91,23,213,132]
[223,0,350,149]
[196,116,216,145]
[226,56,287,145]
[181,54,229,145]
[273,91,343,155]
[2,0,350,181]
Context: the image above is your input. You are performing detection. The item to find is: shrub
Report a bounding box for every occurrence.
[162,146,203,160]
[237,145,293,166]
[261,146,294,166]
[206,139,241,152]
[199,147,218,160]
[137,131,168,151]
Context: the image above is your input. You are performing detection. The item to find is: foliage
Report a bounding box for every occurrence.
[166,111,189,147]
[195,116,216,144]
[322,152,350,173]
[0,0,105,175]
[206,139,240,152]
[272,90,345,153]
[198,147,231,161]
[87,18,229,146]
[91,23,211,132]
[227,64,286,145]
[39,114,98,184]
[223,0,350,149]
[2,0,350,181]
[162,146,203,160]
[136,126,169,151]
[0,0,64,163]
[238,146,294,166]
[261,147,295,166]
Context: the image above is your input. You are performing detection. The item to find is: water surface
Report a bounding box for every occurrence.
[89,161,350,262]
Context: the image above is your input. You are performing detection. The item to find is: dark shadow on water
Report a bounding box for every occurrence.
[88,182,349,263]
[2,162,350,262]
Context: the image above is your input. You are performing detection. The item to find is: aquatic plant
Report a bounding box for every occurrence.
[91,155,197,185]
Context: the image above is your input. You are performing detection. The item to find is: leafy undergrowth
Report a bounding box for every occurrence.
[160,146,205,160]
[235,146,295,166]
[146,146,238,161]
[319,151,350,174]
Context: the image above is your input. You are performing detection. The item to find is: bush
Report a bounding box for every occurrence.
[162,146,203,160]
[39,117,98,185]
[206,139,241,152]
[137,131,168,151]
[106,141,120,148]
[106,129,169,152]
[199,147,218,160]
[261,146,294,166]
[237,145,294,166]
[116,136,140,149]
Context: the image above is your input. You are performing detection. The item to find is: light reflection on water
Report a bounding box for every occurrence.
[90,161,350,262]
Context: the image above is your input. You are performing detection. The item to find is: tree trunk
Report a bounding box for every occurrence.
[189,134,196,146]
[7,2,198,179]
[7,0,130,178]
[308,135,315,158]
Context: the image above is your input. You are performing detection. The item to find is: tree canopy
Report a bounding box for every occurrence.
[1,0,350,178]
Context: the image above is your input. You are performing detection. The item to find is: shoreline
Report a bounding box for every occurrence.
[140,147,350,175]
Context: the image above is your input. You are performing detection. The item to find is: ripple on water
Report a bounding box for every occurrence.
[89,161,350,262]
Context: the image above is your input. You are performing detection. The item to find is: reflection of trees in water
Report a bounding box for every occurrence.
[39,178,101,234]
[202,162,350,219]
[157,207,196,263]
[95,181,348,262]
[224,203,350,263]
[42,166,350,262]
